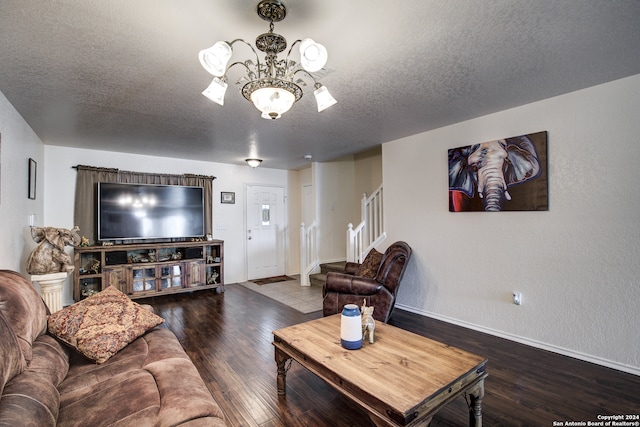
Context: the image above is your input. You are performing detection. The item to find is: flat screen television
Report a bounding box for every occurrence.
[97,182,205,241]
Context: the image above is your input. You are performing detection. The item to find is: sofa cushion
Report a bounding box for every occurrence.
[58,328,226,427]
[355,249,383,278]
[0,270,49,365]
[48,286,164,363]
[60,368,161,426]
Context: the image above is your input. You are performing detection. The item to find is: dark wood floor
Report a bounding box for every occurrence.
[140,284,640,426]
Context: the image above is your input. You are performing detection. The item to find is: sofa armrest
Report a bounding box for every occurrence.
[324,272,383,295]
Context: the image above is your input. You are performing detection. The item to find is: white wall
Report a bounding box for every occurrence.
[353,147,383,220]
[44,145,299,306]
[315,157,357,263]
[0,91,44,272]
[383,74,640,374]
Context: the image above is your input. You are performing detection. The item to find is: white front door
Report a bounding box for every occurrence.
[246,185,285,280]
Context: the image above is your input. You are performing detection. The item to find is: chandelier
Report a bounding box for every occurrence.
[199,0,337,120]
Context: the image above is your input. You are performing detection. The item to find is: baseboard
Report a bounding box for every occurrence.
[395,303,640,377]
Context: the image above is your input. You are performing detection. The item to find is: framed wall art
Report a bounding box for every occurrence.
[448,131,548,212]
[221,191,235,204]
[28,158,37,200]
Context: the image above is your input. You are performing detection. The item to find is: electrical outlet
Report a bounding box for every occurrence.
[513,291,522,305]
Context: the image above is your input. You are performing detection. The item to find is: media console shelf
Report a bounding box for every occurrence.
[73,240,224,302]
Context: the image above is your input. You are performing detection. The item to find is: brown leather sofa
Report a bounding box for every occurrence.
[0,269,226,426]
[322,241,412,323]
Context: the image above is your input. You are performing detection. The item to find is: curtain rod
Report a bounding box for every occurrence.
[71,165,216,180]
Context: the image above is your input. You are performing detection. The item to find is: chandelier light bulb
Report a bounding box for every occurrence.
[250,87,296,119]
[314,85,337,112]
[300,38,328,72]
[199,41,233,77]
[202,77,228,105]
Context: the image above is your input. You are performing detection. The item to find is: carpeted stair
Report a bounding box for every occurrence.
[308,261,347,288]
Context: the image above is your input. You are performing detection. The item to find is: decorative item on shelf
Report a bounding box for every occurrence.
[171,252,183,260]
[79,236,90,247]
[361,299,375,344]
[206,255,214,264]
[207,271,219,285]
[26,226,81,275]
[206,233,213,241]
[340,304,362,350]
[199,0,336,119]
[81,284,99,298]
[102,241,114,246]
[148,250,156,262]
[88,259,101,275]
[214,256,221,263]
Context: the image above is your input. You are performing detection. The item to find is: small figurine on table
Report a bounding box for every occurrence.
[361,299,376,344]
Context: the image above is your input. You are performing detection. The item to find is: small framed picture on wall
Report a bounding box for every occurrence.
[28,158,37,200]
[221,191,235,204]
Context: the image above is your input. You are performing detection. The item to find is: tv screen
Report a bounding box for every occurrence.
[98,182,205,241]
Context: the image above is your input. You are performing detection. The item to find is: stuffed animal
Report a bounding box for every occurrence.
[361,299,376,344]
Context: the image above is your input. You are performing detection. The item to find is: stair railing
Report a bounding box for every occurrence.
[347,184,385,263]
[300,221,319,286]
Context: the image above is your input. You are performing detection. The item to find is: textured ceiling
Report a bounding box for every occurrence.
[1,0,640,170]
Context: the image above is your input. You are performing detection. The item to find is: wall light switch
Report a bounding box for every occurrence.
[28,214,37,227]
[513,291,522,305]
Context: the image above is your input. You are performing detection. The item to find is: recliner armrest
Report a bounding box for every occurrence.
[324,272,383,295]
[344,262,360,275]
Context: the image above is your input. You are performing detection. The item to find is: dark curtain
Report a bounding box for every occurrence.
[74,165,215,244]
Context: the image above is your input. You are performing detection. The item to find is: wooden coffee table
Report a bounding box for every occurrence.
[273,315,488,427]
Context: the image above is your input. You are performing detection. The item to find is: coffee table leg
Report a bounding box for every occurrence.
[275,348,290,395]
[468,379,485,427]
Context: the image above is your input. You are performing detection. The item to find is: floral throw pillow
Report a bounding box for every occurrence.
[48,286,164,363]
[355,249,383,279]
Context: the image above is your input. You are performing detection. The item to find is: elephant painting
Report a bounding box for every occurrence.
[26,226,81,274]
[449,131,548,212]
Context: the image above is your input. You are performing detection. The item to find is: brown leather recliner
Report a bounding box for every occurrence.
[322,241,412,323]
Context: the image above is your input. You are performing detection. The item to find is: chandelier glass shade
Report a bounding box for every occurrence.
[199,0,336,119]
